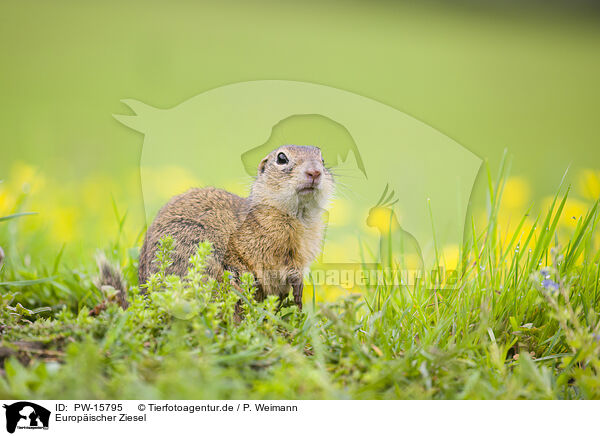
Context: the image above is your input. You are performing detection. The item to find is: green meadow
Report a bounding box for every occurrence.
[1,1,600,399]
[1,155,600,399]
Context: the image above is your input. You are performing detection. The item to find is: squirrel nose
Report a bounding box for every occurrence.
[305,169,322,183]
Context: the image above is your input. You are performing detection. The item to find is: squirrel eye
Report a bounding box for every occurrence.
[276,152,289,165]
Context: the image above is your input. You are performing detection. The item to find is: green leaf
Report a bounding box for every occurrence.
[0,212,38,222]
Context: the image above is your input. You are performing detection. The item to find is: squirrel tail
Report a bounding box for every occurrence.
[93,253,129,311]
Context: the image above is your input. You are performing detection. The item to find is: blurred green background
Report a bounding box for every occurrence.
[1,0,599,261]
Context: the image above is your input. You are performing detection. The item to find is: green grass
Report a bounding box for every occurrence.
[1,161,599,400]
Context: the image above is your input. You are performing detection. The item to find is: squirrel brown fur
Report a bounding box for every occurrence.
[137,145,334,309]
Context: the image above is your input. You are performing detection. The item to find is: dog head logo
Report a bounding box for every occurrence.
[3,402,50,433]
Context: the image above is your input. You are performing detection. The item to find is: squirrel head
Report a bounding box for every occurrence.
[250,145,334,218]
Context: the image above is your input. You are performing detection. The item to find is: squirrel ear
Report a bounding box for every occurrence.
[258,157,268,175]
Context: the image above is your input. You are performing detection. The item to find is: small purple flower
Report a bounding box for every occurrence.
[541,279,559,292]
[540,267,552,279]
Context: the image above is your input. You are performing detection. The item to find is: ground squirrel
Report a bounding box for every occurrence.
[137,145,334,309]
